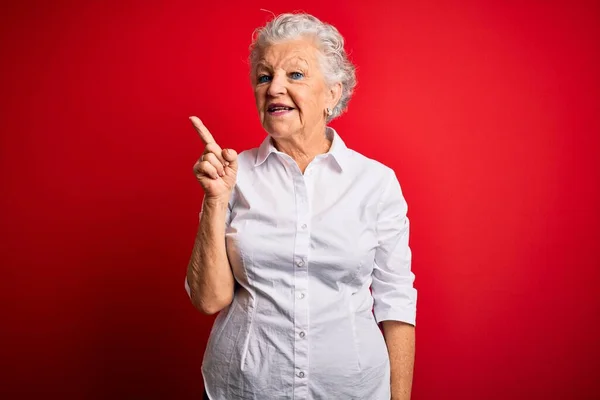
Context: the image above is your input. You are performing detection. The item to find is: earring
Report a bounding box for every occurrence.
[326,107,332,116]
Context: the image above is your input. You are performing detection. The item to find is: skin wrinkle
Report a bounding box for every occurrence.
[252,39,342,172]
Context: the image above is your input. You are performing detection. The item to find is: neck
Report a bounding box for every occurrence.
[272,125,331,173]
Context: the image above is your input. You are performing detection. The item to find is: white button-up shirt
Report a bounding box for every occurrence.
[186,127,417,400]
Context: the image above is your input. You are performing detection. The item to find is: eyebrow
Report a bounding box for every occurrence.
[255,61,272,71]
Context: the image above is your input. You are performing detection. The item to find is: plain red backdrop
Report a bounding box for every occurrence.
[1,0,599,398]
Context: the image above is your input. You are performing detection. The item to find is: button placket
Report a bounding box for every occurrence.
[292,166,310,399]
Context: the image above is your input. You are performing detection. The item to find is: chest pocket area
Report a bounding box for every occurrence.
[227,210,298,289]
[309,202,379,288]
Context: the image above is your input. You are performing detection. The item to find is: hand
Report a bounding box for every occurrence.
[190,116,238,203]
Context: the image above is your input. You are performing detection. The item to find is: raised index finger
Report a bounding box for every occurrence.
[189,116,216,145]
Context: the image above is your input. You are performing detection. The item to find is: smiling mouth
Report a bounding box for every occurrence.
[267,104,295,114]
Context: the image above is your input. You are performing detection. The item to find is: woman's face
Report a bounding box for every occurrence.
[252,38,340,139]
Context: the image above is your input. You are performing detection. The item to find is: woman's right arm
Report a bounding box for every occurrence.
[186,116,238,315]
[187,198,234,315]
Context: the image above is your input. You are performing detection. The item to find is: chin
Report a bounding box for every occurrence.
[262,123,294,138]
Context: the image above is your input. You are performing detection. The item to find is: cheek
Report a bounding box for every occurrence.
[301,95,321,113]
[291,89,314,111]
[254,89,265,106]
[301,85,325,110]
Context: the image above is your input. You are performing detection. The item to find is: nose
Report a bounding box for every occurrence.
[267,71,287,97]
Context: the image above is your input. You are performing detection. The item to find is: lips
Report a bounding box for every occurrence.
[267,103,295,112]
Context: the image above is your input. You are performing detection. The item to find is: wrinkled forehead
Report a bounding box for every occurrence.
[255,39,320,71]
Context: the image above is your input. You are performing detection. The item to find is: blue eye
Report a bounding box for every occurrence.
[290,72,304,80]
[258,75,272,83]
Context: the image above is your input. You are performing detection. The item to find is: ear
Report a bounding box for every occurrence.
[327,81,343,110]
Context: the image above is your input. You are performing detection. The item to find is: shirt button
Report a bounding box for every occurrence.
[301,224,307,229]
[299,331,306,338]
[297,260,305,267]
[297,292,305,299]
[298,371,305,378]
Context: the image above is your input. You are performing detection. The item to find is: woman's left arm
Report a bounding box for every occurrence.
[370,168,418,400]
[382,321,415,400]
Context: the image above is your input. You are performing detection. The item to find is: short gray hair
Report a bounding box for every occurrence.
[249,13,357,121]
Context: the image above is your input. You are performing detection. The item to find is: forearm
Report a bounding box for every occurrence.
[382,321,415,400]
[186,197,235,314]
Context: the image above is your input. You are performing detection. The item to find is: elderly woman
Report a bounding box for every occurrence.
[185,12,417,400]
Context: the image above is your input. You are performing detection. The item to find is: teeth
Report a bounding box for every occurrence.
[270,106,292,112]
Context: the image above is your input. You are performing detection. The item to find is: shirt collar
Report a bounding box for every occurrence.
[254,127,350,171]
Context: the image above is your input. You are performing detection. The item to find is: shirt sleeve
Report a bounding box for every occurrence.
[184,199,233,299]
[371,169,417,326]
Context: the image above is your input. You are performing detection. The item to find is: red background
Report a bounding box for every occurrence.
[1,0,599,398]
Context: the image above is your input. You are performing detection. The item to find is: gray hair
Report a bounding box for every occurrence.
[249,12,357,121]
